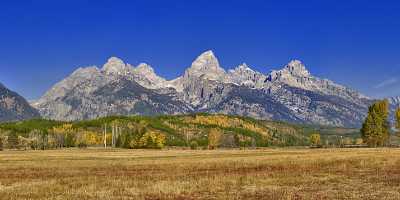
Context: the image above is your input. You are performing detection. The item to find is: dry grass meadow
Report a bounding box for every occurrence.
[1,148,400,200]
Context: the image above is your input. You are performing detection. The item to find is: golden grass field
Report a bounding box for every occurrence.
[1,148,400,200]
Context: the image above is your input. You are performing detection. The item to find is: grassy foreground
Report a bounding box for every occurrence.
[1,148,400,200]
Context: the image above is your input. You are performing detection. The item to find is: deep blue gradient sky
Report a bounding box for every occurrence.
[1,0,400,100]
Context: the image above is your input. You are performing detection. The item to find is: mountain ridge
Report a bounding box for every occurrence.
[0,83,41,122]
[32,50,373,127]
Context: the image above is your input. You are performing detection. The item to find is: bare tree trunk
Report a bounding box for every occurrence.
[111,124,114,148]
[104,124,107,149]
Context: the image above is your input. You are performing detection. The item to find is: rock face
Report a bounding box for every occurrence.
[33,59,191,121]
[182,50,226,82]
[0,83,40,122]
[132,63,168,89]
[210,85,370,127]
[34,50,373,127]
[167,51,231,109]
[227,63,267,88]
[388,97,400,119]
[389,96,400,106]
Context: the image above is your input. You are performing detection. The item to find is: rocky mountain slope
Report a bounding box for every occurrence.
[0,83,40,122]
[32,58,191,121]
[388,97,400,121]
[33,51,372,127]
[389,96,400,106]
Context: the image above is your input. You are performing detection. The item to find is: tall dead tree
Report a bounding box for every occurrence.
[112,123,115,148]
[104,124,107,148]
[111,121,121,148]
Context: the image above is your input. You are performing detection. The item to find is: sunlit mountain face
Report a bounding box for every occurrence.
[31,51,374,127]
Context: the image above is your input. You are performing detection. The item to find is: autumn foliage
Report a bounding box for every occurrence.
[361,100,390,147]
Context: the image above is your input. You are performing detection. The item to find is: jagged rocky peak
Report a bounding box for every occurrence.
[134,63,165,81]
[36,65,106,104]
[0,83,41,122]
[267,59,310,82]
[71,66,101,77]
[133,63,168,89]
[184,50,226,80]
[285,60,310,77]
[233,63,254,72]
[389,96,400,105]
[136,63,155,73]
[102,56,131,75]
[227,63,267,88]
[34,52,374,127]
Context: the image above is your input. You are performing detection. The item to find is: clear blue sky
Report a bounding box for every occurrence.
[1,0,400,100]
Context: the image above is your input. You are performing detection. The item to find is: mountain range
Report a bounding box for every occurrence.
[26,50,374,127]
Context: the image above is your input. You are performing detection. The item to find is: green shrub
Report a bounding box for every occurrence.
[190,141,198,150]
